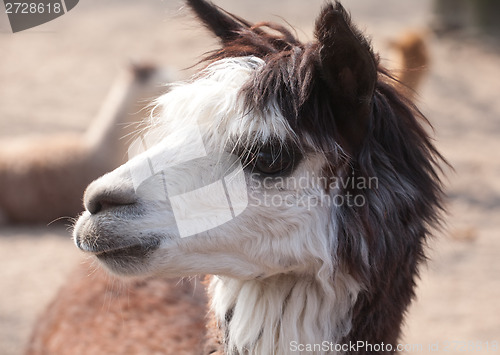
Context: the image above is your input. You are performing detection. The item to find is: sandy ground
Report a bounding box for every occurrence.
[0,0,499,354]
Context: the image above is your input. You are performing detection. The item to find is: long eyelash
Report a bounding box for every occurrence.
[233,137,300,176]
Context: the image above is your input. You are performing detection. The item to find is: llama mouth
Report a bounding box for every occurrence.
[73,212,162,260]
[93,240,161,260]
[91,239,162,276]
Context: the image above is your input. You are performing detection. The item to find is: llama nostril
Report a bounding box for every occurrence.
[87,199,102,215]
[86,193,137,214]
[84,184,138,215]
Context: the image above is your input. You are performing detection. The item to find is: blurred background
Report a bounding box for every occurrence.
[1,0,499,353]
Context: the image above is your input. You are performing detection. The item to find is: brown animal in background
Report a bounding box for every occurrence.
[0,64,171,224]
[27,262,207,355]
[388,31,430,97]
[27,1,444,354]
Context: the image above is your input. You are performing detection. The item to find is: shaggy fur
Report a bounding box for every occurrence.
[0,64,170,224]
[29,1,445,354]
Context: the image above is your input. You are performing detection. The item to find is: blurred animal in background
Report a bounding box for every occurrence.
[0,64,171,225]
[27,261,208,354]
[388,30,430,98]
[28,1,445,354]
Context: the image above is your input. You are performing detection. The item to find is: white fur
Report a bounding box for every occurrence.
[210,273,360,355]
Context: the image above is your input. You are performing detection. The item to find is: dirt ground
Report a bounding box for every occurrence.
[0,0,499,354]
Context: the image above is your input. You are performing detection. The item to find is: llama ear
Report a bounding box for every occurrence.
[314,2,378,138]
[186,0,251,44]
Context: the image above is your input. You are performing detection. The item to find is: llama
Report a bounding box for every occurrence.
[28,1,445,354]
[388,31,430,97]
[0,64,171,224]
[27,261,209,354]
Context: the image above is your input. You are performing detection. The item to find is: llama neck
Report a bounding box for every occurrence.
[209,273,360,355]
[84,71,158,166]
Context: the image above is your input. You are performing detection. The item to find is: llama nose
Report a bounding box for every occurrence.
[84,182,138,215]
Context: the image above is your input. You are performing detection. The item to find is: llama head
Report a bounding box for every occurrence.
[74,0,443,297]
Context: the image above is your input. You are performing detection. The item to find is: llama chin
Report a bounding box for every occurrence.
[31,1,446,354]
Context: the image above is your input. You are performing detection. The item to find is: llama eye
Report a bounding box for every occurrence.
[253,148,294,175]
